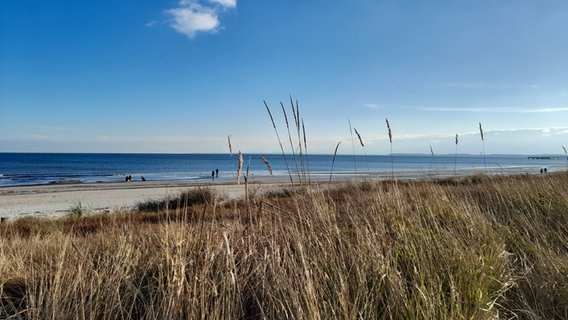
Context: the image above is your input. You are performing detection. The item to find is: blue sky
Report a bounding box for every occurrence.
[1,0,567,155]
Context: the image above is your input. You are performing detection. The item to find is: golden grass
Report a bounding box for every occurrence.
[1,172,568,319]
[259,156,273,175]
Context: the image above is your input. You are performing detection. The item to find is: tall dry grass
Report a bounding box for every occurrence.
[563,145,567,170]
[2,172,568,318]
[386,118,394,179]
[348,120,358,176]
[264,98,310,185]
[455,133,459,176]
[479,122,487,171]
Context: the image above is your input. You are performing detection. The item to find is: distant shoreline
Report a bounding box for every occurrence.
[2,153,566,188]
[1,164,564,188]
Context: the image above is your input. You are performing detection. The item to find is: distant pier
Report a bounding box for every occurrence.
[528,156,567,160]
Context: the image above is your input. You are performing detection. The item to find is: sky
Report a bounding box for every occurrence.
[1,0,568,155]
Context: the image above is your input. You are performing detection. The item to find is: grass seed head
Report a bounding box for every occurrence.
[259,155,273,175]
[386,118,392,143]
[227,135,233,156]
[237,151,243,184]
[354,128,364,147]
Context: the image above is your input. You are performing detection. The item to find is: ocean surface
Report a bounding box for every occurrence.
[1,153,567,187]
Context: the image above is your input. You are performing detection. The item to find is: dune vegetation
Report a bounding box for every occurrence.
[1,171,568,319]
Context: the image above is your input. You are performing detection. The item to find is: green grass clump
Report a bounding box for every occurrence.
[136,187,221,212]
[1,173,568,318]
[69,202,85,217]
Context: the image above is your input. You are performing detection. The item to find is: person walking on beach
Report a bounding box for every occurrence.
[216,168,219,178]
[212,170,215,180]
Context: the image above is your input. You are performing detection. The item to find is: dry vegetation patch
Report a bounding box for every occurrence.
[1,174,568,319]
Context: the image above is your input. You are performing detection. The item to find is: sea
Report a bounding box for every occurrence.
[0,153,566,187]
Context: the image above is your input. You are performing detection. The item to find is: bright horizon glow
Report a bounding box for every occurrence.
[1,1,568,155]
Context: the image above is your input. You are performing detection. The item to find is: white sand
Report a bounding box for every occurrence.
[0,179,290,220]
[0,166,552,220]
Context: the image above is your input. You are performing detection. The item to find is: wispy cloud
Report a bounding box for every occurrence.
[440,81,487,89]
[522,107,568,113]
[475,127,567,134]
[145,20,157,27]
[166,0,236,38]
[363,103,381,109]
[426,106,530,113]
[439,82,540,90]
[420,106,568,113]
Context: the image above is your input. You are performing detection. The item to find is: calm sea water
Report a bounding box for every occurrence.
[0,153,566,187]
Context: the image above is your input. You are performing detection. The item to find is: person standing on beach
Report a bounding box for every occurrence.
[216,168,219,178]
[212,170,215,180]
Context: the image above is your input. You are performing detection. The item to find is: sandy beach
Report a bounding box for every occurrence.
[0,178,293,220]
[0,165,555,220]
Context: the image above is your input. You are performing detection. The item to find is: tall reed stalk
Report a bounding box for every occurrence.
[227,135,233,157]
[292,98,310,183]
[259,155,273,175]
[329,141,342,183]
[429,145,435,175]
[479,122,487,172]
[291,98,307,182]
[281,101,302,182]
[301,118,311,183]
[354,127,370,173]
[563,145,568,170]
[386,118,394,179]
[455,134,459,176]
[245,156,250,203]
[264,98,310,185]
[236,151,243,185]
[264,100,294,185]
[348,120,358,176]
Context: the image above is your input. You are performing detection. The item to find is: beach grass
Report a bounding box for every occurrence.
[1,172,568,318]
[136,187,222,212]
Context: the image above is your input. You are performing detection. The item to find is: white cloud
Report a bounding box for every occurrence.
[521,107,568,113]
[168,6,219,38]
[209,0,236,8]
[420,106,568,113]
[166,0,236,38]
